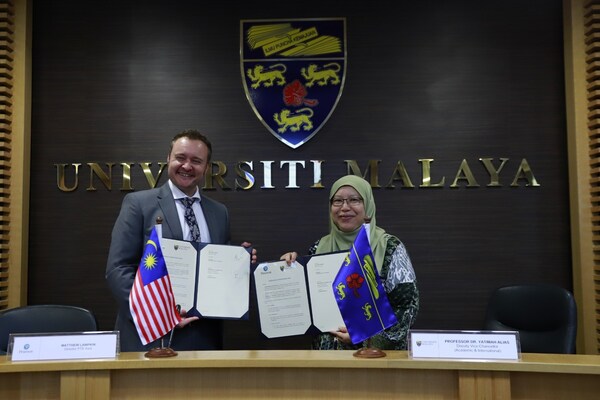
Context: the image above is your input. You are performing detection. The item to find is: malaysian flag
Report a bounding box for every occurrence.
[129,226,181,345]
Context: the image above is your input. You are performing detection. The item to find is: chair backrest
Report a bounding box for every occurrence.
[483,284,577,354]
[0,304,98,354]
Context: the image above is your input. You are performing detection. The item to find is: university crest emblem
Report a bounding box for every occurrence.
[241,18,347,149]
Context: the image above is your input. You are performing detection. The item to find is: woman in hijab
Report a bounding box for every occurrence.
[281,175,419,350]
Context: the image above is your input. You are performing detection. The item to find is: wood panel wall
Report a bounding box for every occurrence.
[0,0,13,309]
[583,0,600,352]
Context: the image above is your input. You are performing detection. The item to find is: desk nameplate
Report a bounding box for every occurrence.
[409,329,520,360]
[8,330,119,361]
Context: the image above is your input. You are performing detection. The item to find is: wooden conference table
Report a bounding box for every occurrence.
[1,350,600,399]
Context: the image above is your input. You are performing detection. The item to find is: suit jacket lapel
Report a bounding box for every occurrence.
[157,183,183,240]
[201,199,219,243]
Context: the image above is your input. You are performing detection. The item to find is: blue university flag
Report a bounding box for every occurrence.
[332,224,398,345]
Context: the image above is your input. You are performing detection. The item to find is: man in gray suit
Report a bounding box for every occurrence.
[106,129,255,352]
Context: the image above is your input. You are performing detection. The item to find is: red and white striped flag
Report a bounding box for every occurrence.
[129,226,181,345]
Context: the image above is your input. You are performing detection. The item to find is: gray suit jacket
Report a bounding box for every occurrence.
[105,183,231,351]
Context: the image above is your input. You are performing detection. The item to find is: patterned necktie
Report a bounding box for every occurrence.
[180,197,200,242]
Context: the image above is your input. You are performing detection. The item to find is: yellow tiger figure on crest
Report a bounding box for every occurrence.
[301,63,341,87]
[247,63,287,89]
[273,108,314,133]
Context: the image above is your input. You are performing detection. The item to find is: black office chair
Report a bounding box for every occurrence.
[483,284,577,354]
[0,304,98,355]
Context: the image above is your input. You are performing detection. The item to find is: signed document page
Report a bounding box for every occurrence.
[197,244,250,318]
[254,261,311,338]
[161,238,198,313]
[305,252,346,332]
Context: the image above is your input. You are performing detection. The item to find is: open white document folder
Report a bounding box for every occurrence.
[254,252,346,338]
[161,238,251,319]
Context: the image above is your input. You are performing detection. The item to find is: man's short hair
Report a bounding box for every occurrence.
[169,129,212,161]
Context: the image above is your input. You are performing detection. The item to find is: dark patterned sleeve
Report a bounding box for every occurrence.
[306,240,319,256]
[369,237,419,350]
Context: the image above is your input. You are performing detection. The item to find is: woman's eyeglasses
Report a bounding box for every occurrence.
[331,197,363,207]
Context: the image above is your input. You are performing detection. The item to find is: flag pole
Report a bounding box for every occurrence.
[144,216,179,358]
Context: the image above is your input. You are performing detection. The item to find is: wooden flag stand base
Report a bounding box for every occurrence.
[353,347,387,358]
[352,338,387,358]
[145,347,178,358]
